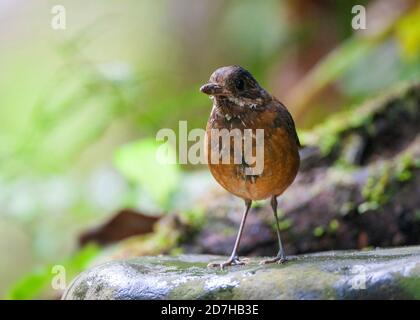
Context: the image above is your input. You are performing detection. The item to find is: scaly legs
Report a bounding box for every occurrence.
[260,196,287,264]
[208,199,252,270]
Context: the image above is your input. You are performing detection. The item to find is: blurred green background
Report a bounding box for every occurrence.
[0,0,419,299]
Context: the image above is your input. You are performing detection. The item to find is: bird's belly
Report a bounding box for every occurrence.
[207,128,300,200]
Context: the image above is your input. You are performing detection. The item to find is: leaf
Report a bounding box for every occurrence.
[79,208,161,246]
[396,6,420,61]
[113,138,180,210]
[6,244,99,300]
[5,270,50,300]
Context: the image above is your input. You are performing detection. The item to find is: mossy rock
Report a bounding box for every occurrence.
[63,246,420,300]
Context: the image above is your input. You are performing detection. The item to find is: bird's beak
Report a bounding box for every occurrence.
[200,83,225,95]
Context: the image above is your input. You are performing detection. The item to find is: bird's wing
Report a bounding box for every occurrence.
[272,99,301,148]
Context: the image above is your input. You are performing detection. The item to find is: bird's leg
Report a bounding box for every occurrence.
[208,199,252,270]
[260,196,287,265]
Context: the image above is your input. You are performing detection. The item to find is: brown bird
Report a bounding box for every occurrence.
[200,65,300,269]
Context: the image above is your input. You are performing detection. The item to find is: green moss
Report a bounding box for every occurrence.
[278,218,292,231]
[361,246,374,251]
[300,83,418,159]
[359,150,418,214]
[270,214,292,232]
[276,208,285,219]
[358,201,380,214]
[328,219,340,233]
[360,164,391,212]
[340,201,356,216]
[251,200,265,209]
[64,247,420,300]
[168,279,206,299]
[415,210,420,222]
[333,159,359,171]
[117,216,183,257]
[399,276,420,299]
[300,100,375,156]
[222,227,235,237]
[231,264,339,299]
[179,207,206,229]
[169,247,184,255]
[394,153,417,182]
[313,226,325,237]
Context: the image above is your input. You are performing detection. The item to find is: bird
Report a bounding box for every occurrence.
[200,65,300,269]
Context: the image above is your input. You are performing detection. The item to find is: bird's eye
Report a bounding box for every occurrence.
[235,78,245,91]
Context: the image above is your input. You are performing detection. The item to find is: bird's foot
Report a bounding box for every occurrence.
[207,256,248,270]
[259,255,287,265]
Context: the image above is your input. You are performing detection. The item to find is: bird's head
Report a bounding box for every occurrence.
[200,65,265,105]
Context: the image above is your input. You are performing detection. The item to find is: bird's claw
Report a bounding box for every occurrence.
[259,256,287,265]
[207,257,248,270]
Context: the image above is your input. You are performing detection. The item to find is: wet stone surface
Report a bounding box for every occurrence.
[63,246,420,300]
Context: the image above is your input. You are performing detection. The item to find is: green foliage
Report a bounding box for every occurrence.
[6,271,48,301]
[113,138,180,211]
[6,244,99,300]
[0,49,137,178]
[396,7,420,62]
